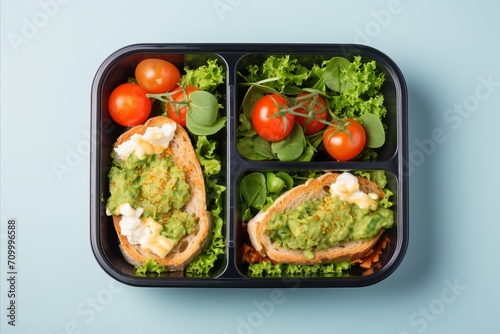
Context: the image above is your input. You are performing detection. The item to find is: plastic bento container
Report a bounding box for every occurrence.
[90,43,408,288]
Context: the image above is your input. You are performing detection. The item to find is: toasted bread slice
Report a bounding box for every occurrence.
[247,172,386,264]
[111,116,211,271]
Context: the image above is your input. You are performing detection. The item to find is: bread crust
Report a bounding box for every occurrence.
[111,116,211,271]
[247,172,386,264]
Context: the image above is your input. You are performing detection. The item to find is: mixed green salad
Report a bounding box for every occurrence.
[237,55,388,162]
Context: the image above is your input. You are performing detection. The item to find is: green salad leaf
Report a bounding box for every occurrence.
[186,136,226,277]
[238,55,310,93]
[266,172,286,193]
[240,172,267,209]
[270,123,306,161]
[323,57,352,93]
[248,261,351,278]
[361,113,385,148]
[329,56,387,120]
[180,58,225,93]
[135,258,166,277]
[186,91,227,136]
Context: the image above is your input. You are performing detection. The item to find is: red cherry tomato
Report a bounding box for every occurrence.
[108,83,151,126]
[251,94,294,142]
[294,93,328,135]
[166,86,199,127]
[323,118,366,161]
[135,58,180,94]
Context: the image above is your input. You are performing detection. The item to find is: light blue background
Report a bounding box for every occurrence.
[1,0,499,333]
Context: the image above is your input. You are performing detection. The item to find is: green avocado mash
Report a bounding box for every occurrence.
[265,196,394,260]
[106,152,197,244]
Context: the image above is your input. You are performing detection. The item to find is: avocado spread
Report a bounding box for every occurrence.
[265,196,394,260]
[106,151,197,244]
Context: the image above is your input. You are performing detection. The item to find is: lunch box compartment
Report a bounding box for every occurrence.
[90,44,408,287]
[234,52,401,162]
[91,50,229,283]
[232,169,402,281]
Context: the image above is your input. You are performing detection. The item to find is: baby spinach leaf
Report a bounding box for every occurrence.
[186,113,226,136]
[266,172,286,193]
[240,172,267,209]
[188,90,219,125]
[271,123,306,161]
[323,57,351,93]
[360,113,385,148]
[237,137,268,160]
[296,145,315,162]
[275,172,294,190]
[254,136,276,160]
[185,90,226,135]
[241,84,281,119]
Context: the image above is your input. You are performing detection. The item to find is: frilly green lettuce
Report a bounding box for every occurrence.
[135,258,166,277]
[248,261,351,278]
[180,59,225,93]
[186,135,226,277]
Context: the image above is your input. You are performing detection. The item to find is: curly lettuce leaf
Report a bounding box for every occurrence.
[248,261,351,278]
[238,55,310,93]
[248,262,284,277]
[328,56,387,120]
[179,59,225,93]
[186,136,226,277]
[194,135,221,176]
[135,258,166,277]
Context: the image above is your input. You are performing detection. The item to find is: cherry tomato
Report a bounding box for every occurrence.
[108,83,151,127]
[166,86,199,127]
[135,58,180,94]
[251,94,294,142]
[323,118,366,161]
[294,93,328,135]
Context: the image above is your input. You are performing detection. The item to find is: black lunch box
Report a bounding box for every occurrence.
[90,44,408,287]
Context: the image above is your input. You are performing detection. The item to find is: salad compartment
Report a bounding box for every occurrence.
[90,44,408,287]
[234,52,400,162]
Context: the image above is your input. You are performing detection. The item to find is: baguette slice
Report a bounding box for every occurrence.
[111,116,211,271]
[247,172,386,264]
